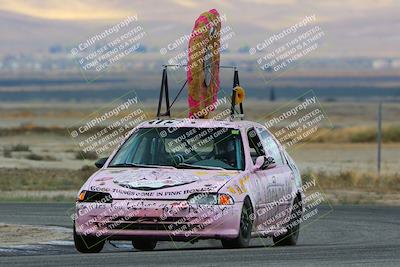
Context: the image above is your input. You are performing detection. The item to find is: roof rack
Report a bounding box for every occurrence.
[156,64,244,120]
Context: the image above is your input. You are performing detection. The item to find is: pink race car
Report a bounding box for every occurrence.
[74,119,304,253]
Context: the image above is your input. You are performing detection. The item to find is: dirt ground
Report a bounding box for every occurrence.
[0,224,70,246]
[1,132,398,174]
[0,102,399,204]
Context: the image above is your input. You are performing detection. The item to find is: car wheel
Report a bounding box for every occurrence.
[273,196,302,246]
[73,222,105,253]
[132,239,157,251]
[221,198,253,249]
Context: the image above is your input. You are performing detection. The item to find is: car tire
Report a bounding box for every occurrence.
[273,196,302,246]
[73,222,105,253]
[132,239,157,251]
[221,198,253,249]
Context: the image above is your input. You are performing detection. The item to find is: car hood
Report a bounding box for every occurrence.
[87,168,240,200]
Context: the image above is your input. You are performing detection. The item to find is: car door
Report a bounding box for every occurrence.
[256,127,294,229]
[246,127,280,232]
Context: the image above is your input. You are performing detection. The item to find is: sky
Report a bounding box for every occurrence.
[0,0,397,23]
[0,0,398,57]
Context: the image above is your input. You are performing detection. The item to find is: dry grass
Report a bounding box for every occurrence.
[25,153,58,161]
[303,169,400,193]
[302,170,400,205]
[0,102,399,203]
[1,124,400,143]
[0,166,399,204]
[3,143,31,157]
[0,125,68,137]
[0,191,75,202]
[311,125,400,143]
[322,190,400,205]
[0,166,97,191]
[74,150,98,160]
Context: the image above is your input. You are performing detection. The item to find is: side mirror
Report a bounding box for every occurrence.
[252,156,276,172]
[253,156,266,172]
[264,156,276,169]
[95,157,108,168]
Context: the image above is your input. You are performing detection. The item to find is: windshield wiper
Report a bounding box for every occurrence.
[109,163,176,169]
[176,163,225,170]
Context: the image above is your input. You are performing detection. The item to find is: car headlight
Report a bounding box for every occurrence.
[77,190,113,203]
[187,193,234,205]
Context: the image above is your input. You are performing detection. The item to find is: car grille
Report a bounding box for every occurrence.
[95,216,201,232]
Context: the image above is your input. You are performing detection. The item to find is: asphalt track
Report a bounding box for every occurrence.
[0,203,399,266]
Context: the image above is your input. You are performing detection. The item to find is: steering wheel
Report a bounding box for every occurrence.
[182,139,203,162]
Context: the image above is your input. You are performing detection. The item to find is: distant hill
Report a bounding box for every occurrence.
[0,10,109,54]
[0,6,399,58]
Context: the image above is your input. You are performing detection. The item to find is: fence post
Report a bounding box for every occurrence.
[377,101,382,181]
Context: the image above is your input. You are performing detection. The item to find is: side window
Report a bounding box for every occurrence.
[257,128,284,165]
[247,128,265,164]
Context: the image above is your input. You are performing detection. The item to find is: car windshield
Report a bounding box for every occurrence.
[109,127,244,170]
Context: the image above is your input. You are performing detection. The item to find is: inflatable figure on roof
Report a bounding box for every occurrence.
[187,9,221,118]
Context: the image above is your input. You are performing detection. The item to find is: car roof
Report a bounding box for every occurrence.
[138,118,264,129]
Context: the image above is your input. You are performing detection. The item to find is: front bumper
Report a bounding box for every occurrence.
[75,199,242,240]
